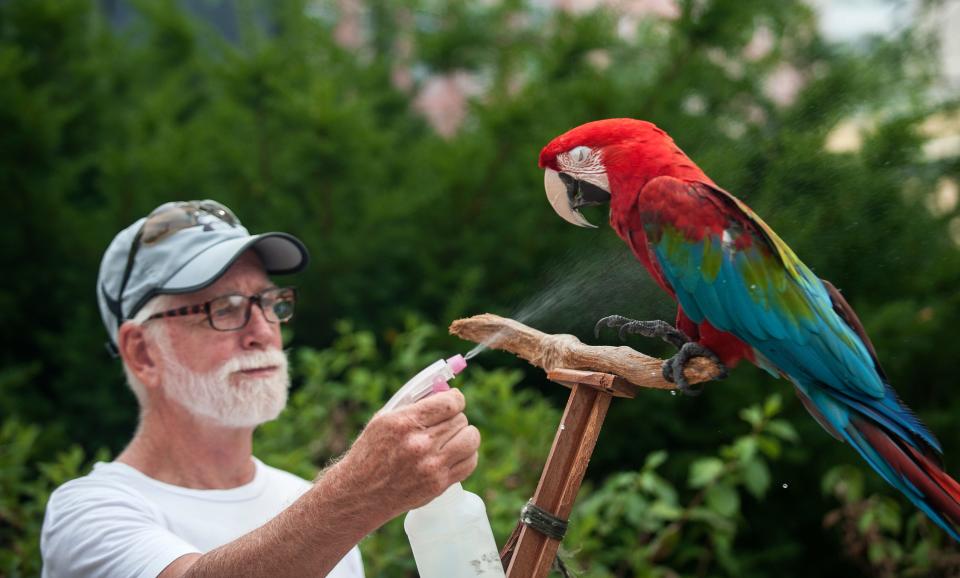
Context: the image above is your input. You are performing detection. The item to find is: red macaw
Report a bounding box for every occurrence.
[538,118,960,540]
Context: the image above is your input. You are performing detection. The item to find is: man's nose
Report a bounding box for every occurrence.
[242,303,280,350]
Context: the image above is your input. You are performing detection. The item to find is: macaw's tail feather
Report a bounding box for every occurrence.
[794,382,958,540]
[902,441,960,505]
[848,415,960,541]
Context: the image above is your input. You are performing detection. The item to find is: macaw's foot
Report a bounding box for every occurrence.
[661,342,728,396]
[594,315,690,349]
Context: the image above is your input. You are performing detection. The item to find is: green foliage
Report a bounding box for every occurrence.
[822,465,960,578]
[0,420,106,578]
[564,394,798,577]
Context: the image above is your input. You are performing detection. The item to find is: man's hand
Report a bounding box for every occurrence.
[331,389,481,521]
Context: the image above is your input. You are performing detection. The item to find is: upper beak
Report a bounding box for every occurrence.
[544,168,609,228]
[544,168,596,228]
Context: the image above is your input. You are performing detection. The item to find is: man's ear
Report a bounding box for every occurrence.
[118,322,163,390]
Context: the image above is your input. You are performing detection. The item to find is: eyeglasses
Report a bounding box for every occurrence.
[115,200,240,324]
[144,287,297,331]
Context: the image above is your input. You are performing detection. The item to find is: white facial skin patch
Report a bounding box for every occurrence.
[557,145,610,193]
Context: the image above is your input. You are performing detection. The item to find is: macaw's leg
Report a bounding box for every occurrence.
[594,315,690,349]
[661,342,728,396]
[594,314,728,396]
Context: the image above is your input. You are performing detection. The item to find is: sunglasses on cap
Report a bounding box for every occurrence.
[114,200,241,327]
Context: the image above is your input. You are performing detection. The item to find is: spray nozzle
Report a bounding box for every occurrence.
[446,354,467,375]
[381,355,469,412]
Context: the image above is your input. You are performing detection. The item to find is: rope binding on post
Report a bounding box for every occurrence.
[520,500,568,541]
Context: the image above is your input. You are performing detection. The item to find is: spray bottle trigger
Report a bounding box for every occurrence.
[431,375,451,394]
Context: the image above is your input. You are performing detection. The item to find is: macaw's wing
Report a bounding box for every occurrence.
[820,278,942,456]
[820,278,886,382]
[634,176,940,452]
[635,175,874,388]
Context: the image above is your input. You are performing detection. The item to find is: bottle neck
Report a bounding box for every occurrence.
[427,481,464,507]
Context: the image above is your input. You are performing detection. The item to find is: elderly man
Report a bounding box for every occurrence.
[41,200,480,577]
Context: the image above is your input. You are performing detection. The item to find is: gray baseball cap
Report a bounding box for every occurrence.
[97,200,309,352]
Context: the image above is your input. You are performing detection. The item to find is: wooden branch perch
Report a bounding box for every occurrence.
[449,313,723,390]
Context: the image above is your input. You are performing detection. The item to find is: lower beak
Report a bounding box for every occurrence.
[544,168,598,228]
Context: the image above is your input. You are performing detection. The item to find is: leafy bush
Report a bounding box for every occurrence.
[822,464,960,578]
[564,394,798,577]
[0,420,106,578]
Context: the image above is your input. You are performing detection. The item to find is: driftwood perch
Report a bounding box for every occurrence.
[449,313,723,390]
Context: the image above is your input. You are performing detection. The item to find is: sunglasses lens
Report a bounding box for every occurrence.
[140,207,198,245]
[198,201,240,227]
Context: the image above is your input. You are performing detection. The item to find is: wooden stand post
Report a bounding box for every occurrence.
[504,369,639,578]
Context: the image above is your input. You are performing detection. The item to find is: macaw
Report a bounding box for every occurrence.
[538,118,960,540]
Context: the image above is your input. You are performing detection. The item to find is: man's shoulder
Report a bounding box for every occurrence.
[47,462,158,517]
[41,463,200,578]
[51,462,148,498]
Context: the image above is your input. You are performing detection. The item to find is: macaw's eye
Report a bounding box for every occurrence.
[569,146,592,164]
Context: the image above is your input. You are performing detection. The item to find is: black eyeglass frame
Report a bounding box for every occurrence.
[143,286,298,332]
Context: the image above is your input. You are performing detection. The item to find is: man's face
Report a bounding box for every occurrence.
[151,251,290,427]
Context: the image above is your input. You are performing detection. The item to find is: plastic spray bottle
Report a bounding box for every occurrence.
[381,355,506,578]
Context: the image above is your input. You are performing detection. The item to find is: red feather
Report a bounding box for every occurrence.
[855,416,960,528]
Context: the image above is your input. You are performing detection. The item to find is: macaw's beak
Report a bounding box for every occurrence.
[544,168,611,229]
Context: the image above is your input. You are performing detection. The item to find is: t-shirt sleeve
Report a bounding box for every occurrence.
[41,477,200,578]
[346,546,365,578]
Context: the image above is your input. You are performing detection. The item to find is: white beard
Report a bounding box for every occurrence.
[159,343,290,428]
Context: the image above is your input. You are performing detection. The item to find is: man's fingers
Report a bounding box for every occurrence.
[448,449,480,483]
[429,412,469,446]
[440,425,481,463]
[409,389,466,427]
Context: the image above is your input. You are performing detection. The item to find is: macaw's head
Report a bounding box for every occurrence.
[538,118,678,228]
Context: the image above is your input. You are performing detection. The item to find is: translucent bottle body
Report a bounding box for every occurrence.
[404,482,505,578]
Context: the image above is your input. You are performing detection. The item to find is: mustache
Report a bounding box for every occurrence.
[222,349,288,374]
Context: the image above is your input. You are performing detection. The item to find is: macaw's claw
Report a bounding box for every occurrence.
[594,315,690,349]
[661,342,728,396]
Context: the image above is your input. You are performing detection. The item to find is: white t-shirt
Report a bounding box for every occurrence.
[41,458,364,578]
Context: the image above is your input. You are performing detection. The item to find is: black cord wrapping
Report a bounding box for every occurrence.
[520,500,569,541]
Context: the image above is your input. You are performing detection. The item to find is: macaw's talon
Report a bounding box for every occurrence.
[662,342,727,396]
[594,315,690,349]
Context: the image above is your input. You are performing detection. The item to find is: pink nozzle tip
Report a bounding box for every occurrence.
[446,354,467,375]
